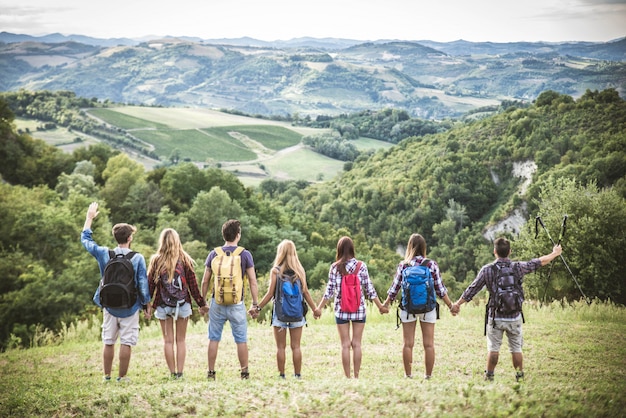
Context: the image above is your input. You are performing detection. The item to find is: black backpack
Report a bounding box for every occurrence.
[99,250,137,309]
[485,261,524,333]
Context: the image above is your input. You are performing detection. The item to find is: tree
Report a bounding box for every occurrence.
[515,178,626,304]
[187,187,244,246]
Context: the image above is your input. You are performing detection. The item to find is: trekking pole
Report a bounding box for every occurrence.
[536,216,557,304]
[535,215,591,304]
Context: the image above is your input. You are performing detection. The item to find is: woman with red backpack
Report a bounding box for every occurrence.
[314,236,388,378]
[146,228,208,379]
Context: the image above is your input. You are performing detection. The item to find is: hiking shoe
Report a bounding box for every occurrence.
[207,370,216,381]
[515,371,524,382]
[175,372,183,379]
[484,371,494,381]
[279,373,286,379]
[103,376,111,383]
[241,367,250,380]
[116,376,131,383]
[294,374,301,380]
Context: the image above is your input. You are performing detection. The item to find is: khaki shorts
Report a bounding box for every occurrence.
[398,306,437,324]
[102,309,140,346]
[486,318,523,353]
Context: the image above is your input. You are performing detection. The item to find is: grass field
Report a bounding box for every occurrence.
[1,300,623,417]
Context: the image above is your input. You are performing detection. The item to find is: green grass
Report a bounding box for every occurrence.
[1,300,624,417]
[209,125,302,151]
[132,129,257,162]
[263,147,345,181]
[352,136,395,151]
[88,108,171,130]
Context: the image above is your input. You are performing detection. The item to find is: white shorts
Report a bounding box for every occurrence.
[398,306,437,324]
[102,309,140,346]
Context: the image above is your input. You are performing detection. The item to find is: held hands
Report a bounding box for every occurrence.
[378,304,389,315]
[313,308,322,320]
[449,303,460,316]
[248,305,260,319]
[198,305,209,316]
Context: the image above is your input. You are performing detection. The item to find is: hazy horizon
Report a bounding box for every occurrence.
[1,0,625,44]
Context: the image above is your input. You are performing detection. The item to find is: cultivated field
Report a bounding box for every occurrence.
[1,300,623,417]
[85,107,391,185]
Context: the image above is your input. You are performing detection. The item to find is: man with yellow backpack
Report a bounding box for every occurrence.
[201,219,259,380]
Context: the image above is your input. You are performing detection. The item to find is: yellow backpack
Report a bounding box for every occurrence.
[211,246,246,305]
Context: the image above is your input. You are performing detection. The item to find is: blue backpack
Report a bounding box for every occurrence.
[274,270,304,323]
[401,258,437,314]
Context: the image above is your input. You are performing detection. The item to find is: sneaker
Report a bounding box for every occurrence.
[241,367,249,380]
[294,374,301,379]
[424,375,432,380]
[116,376,131,383]
[279,373,286,379]
[207,370,216,381]
[484,371,494,381]
[103,376,111,383]
[176,372,183,379]
[404,375,413,379]
[515,371,524,382]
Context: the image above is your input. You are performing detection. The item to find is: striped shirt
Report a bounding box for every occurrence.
[386,256,448,304]
[322,258,379,321]
[461,257,541,320]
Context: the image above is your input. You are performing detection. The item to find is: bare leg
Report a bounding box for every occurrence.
[289,326,304,375]
[351,322,365,378]
[402,321,417,377]
[420,321,435,377]
[118,344,131,377]
[487,351,499,373]
[337,323,352,378]
[208,340,220,371]
[512,352,523,372]
[103,344,114,377]
[175,317,188,374]
[236,342,248,370]
[160,318,175,374]
[273,327,287,375]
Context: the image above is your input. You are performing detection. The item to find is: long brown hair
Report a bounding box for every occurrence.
[148,228,195,283]
[335,236,356,275]
[404,233,427,263]
[273,239,306,283]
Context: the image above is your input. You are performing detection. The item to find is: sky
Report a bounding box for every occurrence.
[1,0,625,43]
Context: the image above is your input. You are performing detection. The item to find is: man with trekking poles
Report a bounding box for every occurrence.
[452,237,562,382]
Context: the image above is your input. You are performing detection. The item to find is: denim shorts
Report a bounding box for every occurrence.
[208,299,248,343]
[398,306,437,324]
[155,302,192,320]
[271,307,307,329]
[335,317,366,325]
[487,318,523,353]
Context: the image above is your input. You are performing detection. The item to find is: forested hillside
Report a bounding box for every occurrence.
[0,89,624,351]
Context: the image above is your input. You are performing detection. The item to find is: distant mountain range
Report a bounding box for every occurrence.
[1,31,625,118]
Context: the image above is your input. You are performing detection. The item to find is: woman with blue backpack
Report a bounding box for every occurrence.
[382,233,456,380]
[146,228,209,379]
[253,240,317,379]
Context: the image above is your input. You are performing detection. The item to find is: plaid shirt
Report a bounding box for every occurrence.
[148,260,206,309]
[461,257,541,320]
[322,258,379,321]
[386,256,448,304]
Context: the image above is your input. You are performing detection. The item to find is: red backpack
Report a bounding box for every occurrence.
[340,261,363,313]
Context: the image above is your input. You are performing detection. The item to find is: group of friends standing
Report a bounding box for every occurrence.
[81,202,562,383]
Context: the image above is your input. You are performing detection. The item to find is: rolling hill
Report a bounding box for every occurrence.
[1,34,624,119]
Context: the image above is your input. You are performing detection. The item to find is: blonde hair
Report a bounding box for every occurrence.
[148,228,195,284]
[404,233,427,263]
[273,239,306,283]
